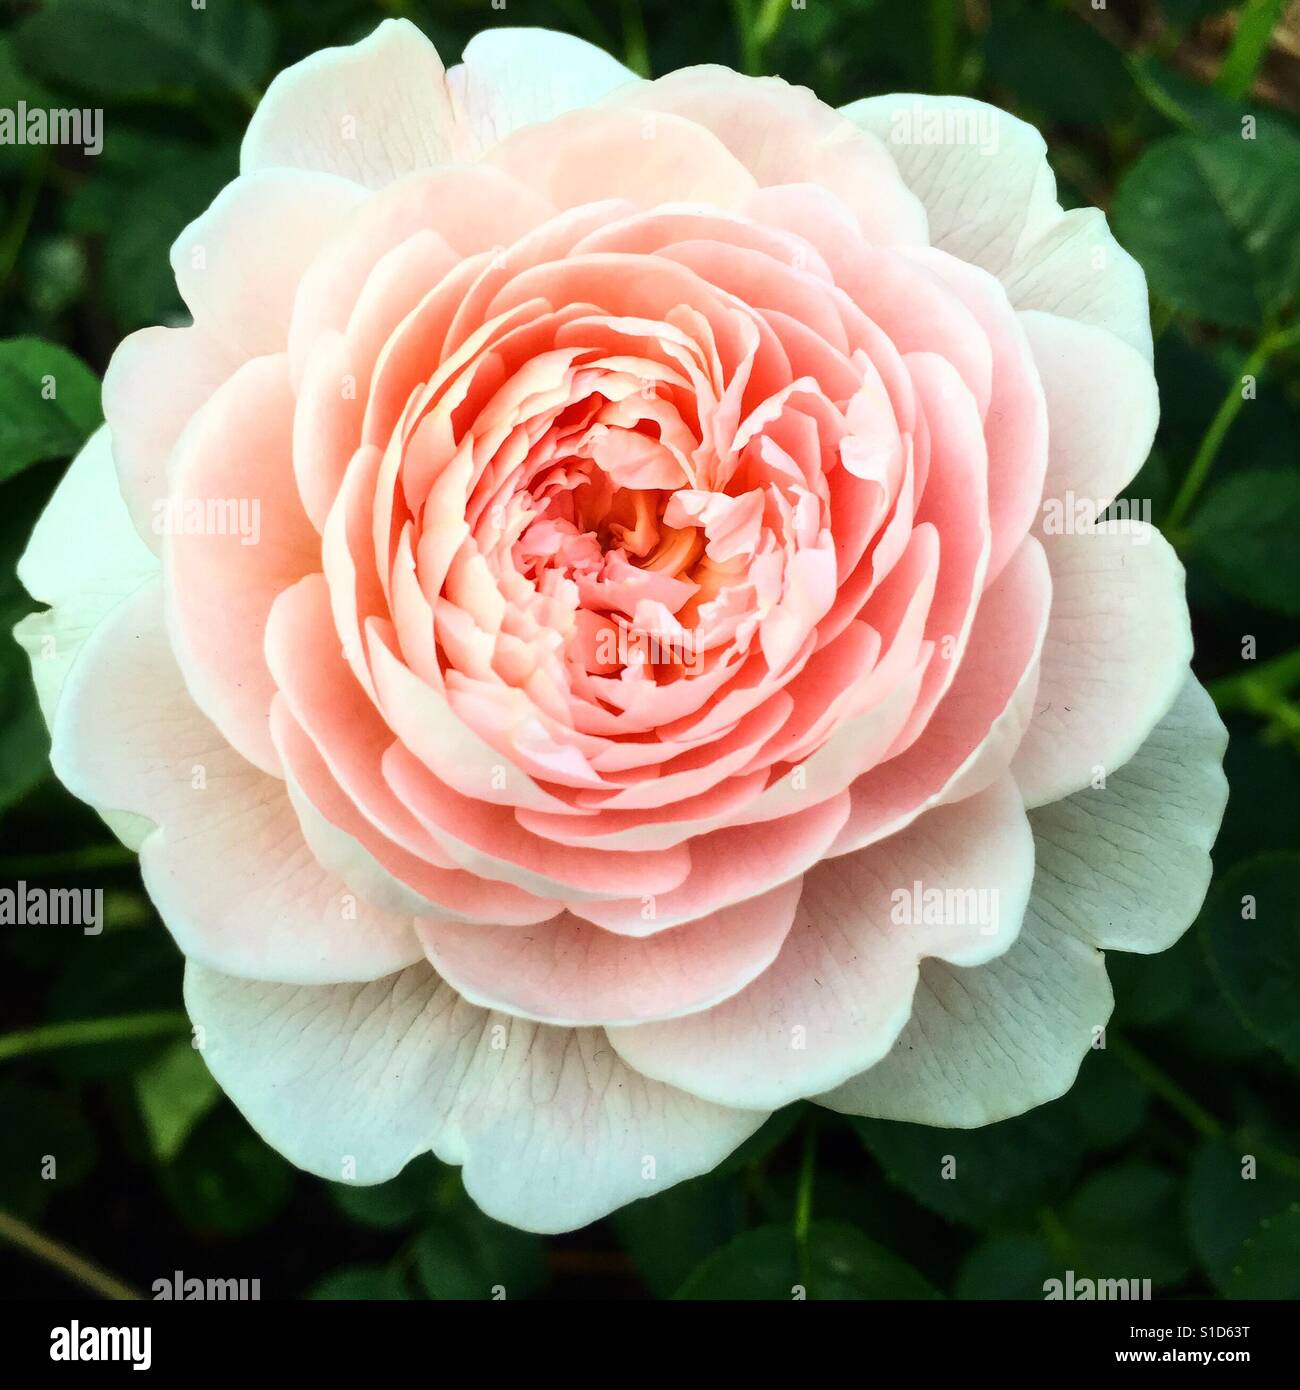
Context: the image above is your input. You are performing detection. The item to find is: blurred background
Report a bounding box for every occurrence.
[0,0,1297,1300]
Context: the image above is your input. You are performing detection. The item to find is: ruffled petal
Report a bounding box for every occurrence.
[185,959,767,1232]
[1027,674,1228,954]
[241,18,469,186]
[1012,522,1192,807]
[607,775,1033,1110]
[49,582,421,983]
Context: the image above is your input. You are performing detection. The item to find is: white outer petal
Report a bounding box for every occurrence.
[1027,674,1228,954]
[606,776,1034,1111]
[1022,309,1159,517]
[815,905,1112,1127]
[841,93,1152,361]
[448,28,641,150]
[1012,521,1193,808]
[817,677,1227,1125]
[184,960,767,1233]
[49,582,422,984]
[240,19,469,186]
[14,425,159,848]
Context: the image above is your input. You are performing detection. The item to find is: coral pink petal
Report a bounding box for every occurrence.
[164,355,318,775]
[418,875,801,1026]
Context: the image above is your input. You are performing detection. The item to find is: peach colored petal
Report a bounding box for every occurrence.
[418,875,801,1026]
[164,354,317,775]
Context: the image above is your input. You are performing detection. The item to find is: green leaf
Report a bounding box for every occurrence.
[1112,135,1300,329]
[133,1037,219,1162]
[23,235,89,320]
[1203,852,1300,1067]
[46,925,183,1080]
[0,35,55,110]
[1159,0,1236,24]
[983,10,1134,125]
[101,145,238,332]
[160,1104,293,1236]
[1057,1049,1149,1150]
[0,1080,98,1218]
[1109,928,1200,1028]
[957,1234,1057,1299]
[307,1265,412,1300]
[413,1204,547,1300]
[852,1109,1081,1229]
[0,619,48,813]
[14,0,274,105]
[1064,1163,1191,1286]
[1186,1136,1300,1293]
[675,1221,940,1300]
[328,1153,441,1230]
[1129,54,1300,144]
[613,1173,746,1298]
[1185,471,1300,618]
[1217,722,1300,866]
[1226,1203,1300,1299]
[0,337,101,480]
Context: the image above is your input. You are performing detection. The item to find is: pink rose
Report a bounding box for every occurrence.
[17,22,1226,1233]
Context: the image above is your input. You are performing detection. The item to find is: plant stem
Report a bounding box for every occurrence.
[1036,1205,1076,1263]
[928,0,960,93]
[553,0,617,52]
[0,1210,141,1299]
[1110,1036,1223,1139]
[793,1119,816,1292]
[619,0,651,77]
[731,0,760,76]
[0,843,139,878]
[0,150,48,295]
[0,1011,188,1064]
[1216,0,1283,101]
[1166,322,1300,532]
[1209,646,1300,711]
[754,0,790,64]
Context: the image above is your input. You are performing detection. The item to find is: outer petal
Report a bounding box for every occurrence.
[1023,309,1159,517]
[841,94,1152,360]
[49,582,421,983]
[448,28,640,148]
[816,900,1112,1127]
[417,876,801,1027]
[820,678,1225,1126]
[102,324,243,548]
[830,534,1050,856]
[1027,674,1228,954]
[15,426,159,726]
[14,426,159,849]
[164,354,317,776]
[1012,522,1192,808]
[611,67,928,245]
[607,776,1034,1110]
[241,19,469,187]
[184,960,767,1233]
[170,170,367,360]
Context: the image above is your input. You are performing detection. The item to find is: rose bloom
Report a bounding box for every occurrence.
[17,22,1227,1233]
